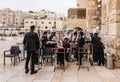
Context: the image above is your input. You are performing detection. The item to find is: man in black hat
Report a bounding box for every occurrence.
[63,37,70,61]
[75,32,85,65]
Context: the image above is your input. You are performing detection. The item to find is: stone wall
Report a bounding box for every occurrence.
[67,19,86,29]
[101,0,120,68]
[77,0,87,8]
[67,0,87,29]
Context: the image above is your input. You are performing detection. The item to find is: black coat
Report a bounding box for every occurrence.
[41,36,48,48]
[75,37,85,61]
[91,36,101,62]
[99,42,105,63]
[23,31,40,51]
[77,37,85,48]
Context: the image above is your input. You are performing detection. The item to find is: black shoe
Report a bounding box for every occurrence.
[97,63,101,66]
[31,71,37,75]
[60,62,64,66]
[102,62,105,66]
[76,62,82,65]
[80,62,82,65]
[76,63,78,65]
[25,70,29,74]
[57,61,59,65]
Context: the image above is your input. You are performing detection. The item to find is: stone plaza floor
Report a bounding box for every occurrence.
[0,36,120,82]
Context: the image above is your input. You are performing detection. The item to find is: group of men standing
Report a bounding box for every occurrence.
[23,25,105,75]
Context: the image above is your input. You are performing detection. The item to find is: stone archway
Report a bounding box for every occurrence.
[74,27,82,31]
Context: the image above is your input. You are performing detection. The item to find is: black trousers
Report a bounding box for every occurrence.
[98,51,105,65]
[57,53,64,64]
[75,48,83,64]
[57,52,69,64]
[25,50,36,72]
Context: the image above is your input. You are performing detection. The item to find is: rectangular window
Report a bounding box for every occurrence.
[3,22,5,24]
[3,18,5,20]
[41,22,44,24]
[49,22,51,24]
[31,21,33,23]
[68,8,86,19]
[26,21,28,23]
[4,14,6,16]
[34,16,38,19]
[77,9,86,19]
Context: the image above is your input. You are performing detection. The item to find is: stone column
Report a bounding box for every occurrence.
[86,0,100,31]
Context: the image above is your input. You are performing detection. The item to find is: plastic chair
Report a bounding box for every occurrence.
[78,43,90,71]
[41,47,53,67]
[4,45,21,65]
[69,43,77,61]
[70,43,77,55]
[52,48,67,71]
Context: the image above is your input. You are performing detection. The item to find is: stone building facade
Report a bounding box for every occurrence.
[24,10,65,31]
[0,8,24,28]
[24,18,65,31]
[67,8,86,29]
[67,0,87,30]
[67,0,101,30]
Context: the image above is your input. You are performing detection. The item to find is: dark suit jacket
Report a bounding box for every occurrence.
[77,37,85,48]
[23,31,40,51]
[91,36,101,62]
[41,35,48,48]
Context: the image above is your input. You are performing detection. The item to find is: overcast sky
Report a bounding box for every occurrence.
[0,0,77,16]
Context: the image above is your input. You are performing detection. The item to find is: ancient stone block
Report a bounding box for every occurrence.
[109,10,117,22]
[110,38,117,49]
[116,38,120,50]
[67,19,86,29]
[114,61,120,68]
[108,0,117,13]
[87,15,92,20]
[117,23,120,35]
[117,10,120,21]
[114,55,120,62]
[87,10,96,15]
[117,0,120,9]
[108,23,117,35]
[114,50,120,68]
[101,25,107,35]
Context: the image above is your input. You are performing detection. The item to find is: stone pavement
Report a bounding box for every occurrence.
[0,37,120,82]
